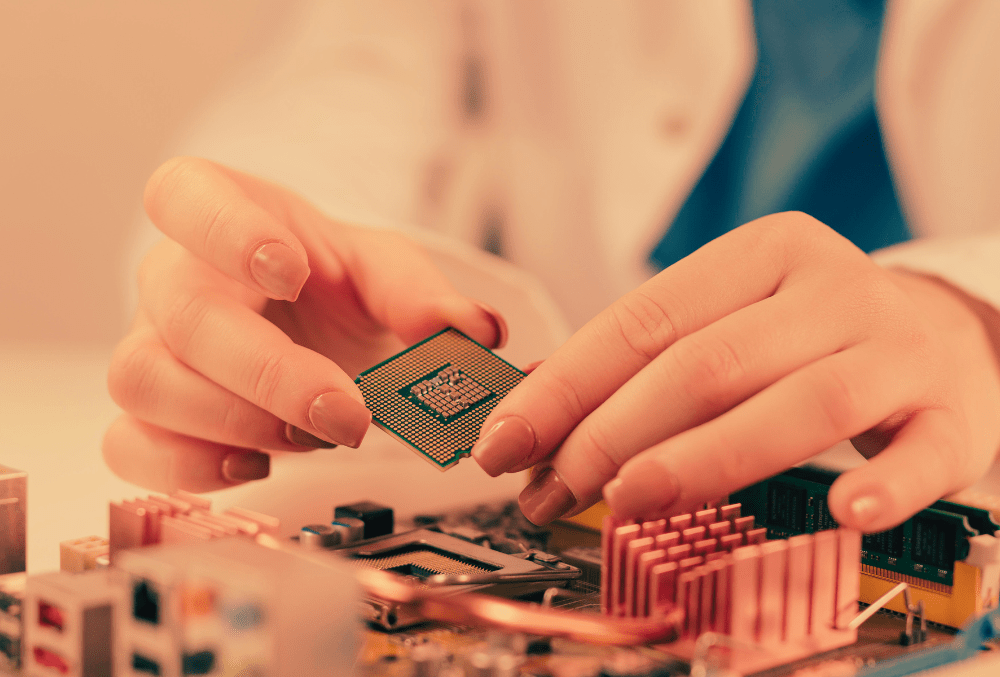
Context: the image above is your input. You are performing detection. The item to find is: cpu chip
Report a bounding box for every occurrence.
[355,328,525,470]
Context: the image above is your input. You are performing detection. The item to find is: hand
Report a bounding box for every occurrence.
[472,212,1000,531]
[104,157,505,492]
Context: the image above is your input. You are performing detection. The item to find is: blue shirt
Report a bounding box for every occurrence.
[650,0,910,270]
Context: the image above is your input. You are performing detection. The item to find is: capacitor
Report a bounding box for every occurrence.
[299,524,340,549]
[330,517,365,544]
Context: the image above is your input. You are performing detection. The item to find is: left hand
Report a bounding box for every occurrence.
[103,158,506,492]
[472,212,1000,530]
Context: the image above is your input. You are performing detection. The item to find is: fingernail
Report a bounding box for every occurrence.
[849,494,882,528]
[222,451,270,482]
[604,457,680,519]
[472,416,535,477]
[308,391,371,447]
[519,467,577,525]
[285,423,337,449]
[475,301,508,349]
[603,477,627,507]
[249,242,310,301]
[522,360,543,375]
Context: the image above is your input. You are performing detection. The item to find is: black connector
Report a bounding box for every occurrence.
[132,653,161,675]
[182,650,216,675]
[334,501,394,539]
[132,580,160,625]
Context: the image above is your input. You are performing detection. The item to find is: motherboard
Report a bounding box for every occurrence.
[4,330,1000,677]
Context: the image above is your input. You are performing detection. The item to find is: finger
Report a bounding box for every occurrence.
[148,157,505,348]
[331,227,507,348]
[513,286,852,511]
[474,215,826,476]
[144,157,311,301]
[601,344,922,521]
[141,249,371,447]
[108,318,333,452]
[103,415,271,492]
[828,408,971,532]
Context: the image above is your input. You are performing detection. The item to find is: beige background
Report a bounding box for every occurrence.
[0,0,296,348]
[0,5,565,571]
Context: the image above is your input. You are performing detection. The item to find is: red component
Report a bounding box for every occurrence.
[693,538,718,557]
[665,543,692,562]
[624,538,655,617]
[836,529,862,629]
[640,518,667,538]
[677,570,699,635]
[649,561,679,614]
[729,544,762,644]
[601,512,862,675]
[785,534,814,643]
[668,514,692,532]
[33,647,70,674]
[694,508,718,527]
[699,561,723,635]
[681,525,707,544]
[600,516,616,613]
[708,521,732,539]
[719,503,742,522]
[811,531,839,638]
[759,540,790,644]
[677,555,704,574]
[712,558,733,633]
[609,524,641,616]
[37,601,64,631]
[654,531,679,550]
[720,533,744,551]
[636,550,667,617]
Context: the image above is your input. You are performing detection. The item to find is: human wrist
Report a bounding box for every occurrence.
[888,269,1000,375]
[887,268,1000,467]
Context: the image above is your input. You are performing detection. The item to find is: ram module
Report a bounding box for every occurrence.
[730,466,998,589]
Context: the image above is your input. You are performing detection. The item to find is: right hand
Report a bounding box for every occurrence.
[104,157,506,492]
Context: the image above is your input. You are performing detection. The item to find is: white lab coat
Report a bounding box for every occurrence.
[161,0,1000,332]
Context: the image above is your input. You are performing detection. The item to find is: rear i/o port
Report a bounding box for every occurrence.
[132,652,161,675]
[0,633,19,662]
[132,580,160,625]
[182,649,215,675]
